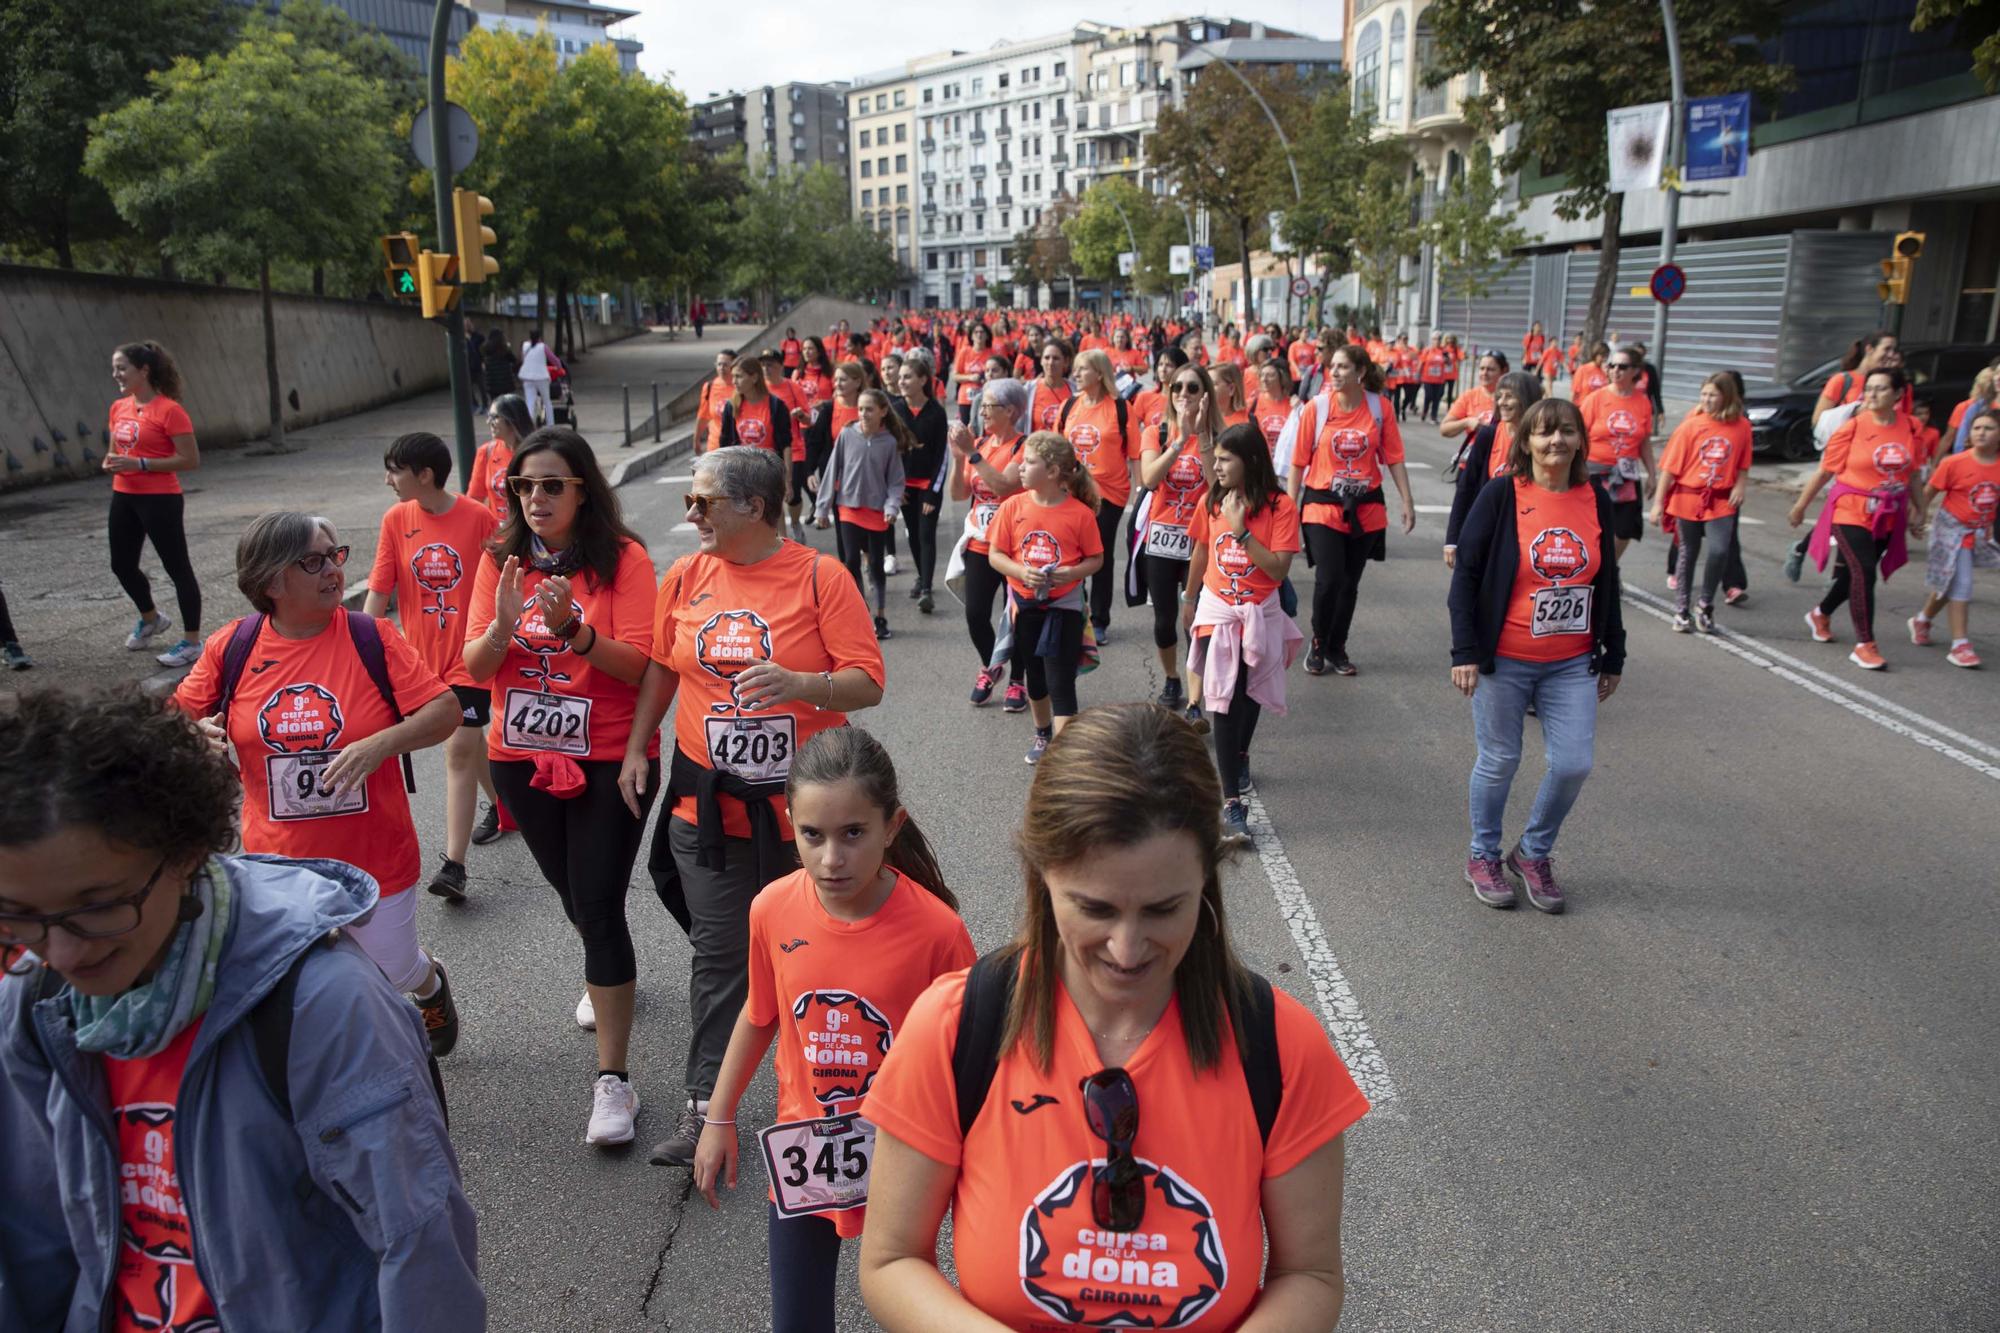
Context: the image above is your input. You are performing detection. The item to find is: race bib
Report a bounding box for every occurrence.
[1531,585,1593,637]
[760,1113,875,1218]
[704,713,797,782]
[266,752,367,822]
[1614,456,1644,481]
[1143,521,1194,562]
[502,689,592,754]
[973,501,999,537]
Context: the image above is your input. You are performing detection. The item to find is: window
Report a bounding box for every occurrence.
[878,156,889,174]
[999,73,1010,89]
[862,189,873,206]
[971,77,983,96]
[791,111,804,125]
[895,154,907,171]
[1053,61,1066,78]
[974,249,987,266]
[1000,212,1009,228]
[973,215,983,232]
[860,129,871,147]
[1120,62,1133,87]
[1387,12,1407,120]
[897,184,909,202]
[923,88,933,103]
[1353,21,1382,119]
[894,90,906,107]
[927,253,939,270]
[894,123,907,142]
[876,94,888,111]
[861,161,873,177]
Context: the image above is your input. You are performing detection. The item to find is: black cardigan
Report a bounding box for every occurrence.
[893,395,950,493]
[718,394,794,456]
[1444,420,1500,549]
[1447,474,1627,676]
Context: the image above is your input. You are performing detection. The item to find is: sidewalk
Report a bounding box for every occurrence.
[0,324,756,694]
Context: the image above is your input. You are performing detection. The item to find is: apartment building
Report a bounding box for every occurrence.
[693,84,851,181]
[464,0,641,70]
[849,67,940,311]
[230,0,472,61]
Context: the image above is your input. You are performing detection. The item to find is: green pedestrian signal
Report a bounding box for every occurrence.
[380,231,421,303]
[395,270,417,297]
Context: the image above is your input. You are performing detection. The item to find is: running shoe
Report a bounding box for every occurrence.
[1504,848,1565,914]
[1908,615,1933,647]
[1331,655,1358,677]
[650,1098,706,1165]
[1695,604,1716,635]
[1157,677,1185,709]
[1672,613,1692,634]
[1849,641,1886,670]
[1221,800,1250,843]
[1724,587,1748,607]
[1,642,31,671]
[155,638,201,668]
[125,614,170,651]
[1183,703,1208,734]
[471,803,504,845]
[1025,732,1050,765]
[415,962,460,1058]
[1783,540,1807,584]
[1804,608,1835,643]
[1465,857,1516,908]
[1665,572,1679,593]
[919,589,934,615]
[426,857,468,904]
[1093,624,1111,647]
[884,554,899,576]
[1303,642,1329,676]
[874,616,893,641]
[970,666,999,705]
[575,990,596,1031]
[1002,681,1028,713]
[586,1075,640,1147]
[1947,642,1981,668]
[907,582,924,599]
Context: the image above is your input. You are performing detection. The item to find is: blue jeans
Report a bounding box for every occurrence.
[768,1203,842,1332]
[1468,653,1597,862]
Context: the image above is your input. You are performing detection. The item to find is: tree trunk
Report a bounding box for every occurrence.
[53,221,74,271]
[1236,215,1256,329]
[536,276,547,334]
[573,290,589,353]
[1583,193,1625,352]
[312,265,324,297]
[261,257,287,450]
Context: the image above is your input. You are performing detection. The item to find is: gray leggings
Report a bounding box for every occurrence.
[1674,514,1738,615]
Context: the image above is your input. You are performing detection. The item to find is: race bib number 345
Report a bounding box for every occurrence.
[502,689,592,754]
[760,1114,875,1218]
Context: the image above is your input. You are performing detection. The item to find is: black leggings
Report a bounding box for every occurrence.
[108,491,201,630]
[768,1204,841,1333]
[836,521,889,616]
[1088,501,1123,631]
[902,487,941,591]
[491,757,659,987]
[1011,603,1084,716]
[962,549,1022,679]
[1672,515,1739,614]
[1303,522,1371,656]
[1209,653,1262,800]
[0,584,17,644]
[1820,523,1885,643]
[1396,383,1419,419]
[1145,552,1190,652]
[1422,383,1447,420]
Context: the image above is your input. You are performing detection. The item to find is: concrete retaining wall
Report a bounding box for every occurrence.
[0,263,641,488]
[654,295,889,434]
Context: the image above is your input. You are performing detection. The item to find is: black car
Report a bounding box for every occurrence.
[1743,341,2000,461]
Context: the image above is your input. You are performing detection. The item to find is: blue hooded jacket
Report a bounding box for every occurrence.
[0,854,485,1331]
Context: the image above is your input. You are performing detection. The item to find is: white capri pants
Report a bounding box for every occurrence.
[521,377,551,427]
[344,886,433,994]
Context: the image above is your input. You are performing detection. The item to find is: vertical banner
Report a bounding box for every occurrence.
[1169,244,1192,276]
[1685,92,1751,182]
[1606,101,1670,194]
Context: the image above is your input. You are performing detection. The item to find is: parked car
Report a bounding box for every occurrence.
[1743,341,2000,460]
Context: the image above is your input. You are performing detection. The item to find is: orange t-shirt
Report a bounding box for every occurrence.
[698,374,734,451]
[1571,363,1609,401]
[1446,387,1496,431]
[1486,421,1517,480]
[745,869,975,1238]
[1581,388,1654,467]
[1113,347,1150,374]
[864,968,1369,1332]
[1132,386,1169,440]
[173,611,448,895]
[1498,479,1601,663]
[767,381,811,462]
[781,337,803,369]
[1025,379,1074,434]
[1061,394,1139,507]
[1523,333,1547,365]
[1913,423,1941,468]
[105,1020,217,1332]
[986,492,1103,601]
[1822,412,1921,528]
[953,344,989,406]
[650,542,886,840]
[466,539,659,765]
[795,366,835,410]
[1145,432,1210,531]
[1658,414,1754,521]
[1538,345,1564,377]
[1928,450,2000,528]
[1255,403,1291,458]
[107,395,193,495]
[367,496,499,687]
[465,439,514,527]
[1291,394,1405,532]
[965,432,1025,556]
[731,395,780,453]
[1193,492,1301,606]
[1286,340,1319,377]
[1419,348,1452,383]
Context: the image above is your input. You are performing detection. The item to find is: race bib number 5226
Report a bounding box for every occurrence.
[1531,585,1593,637]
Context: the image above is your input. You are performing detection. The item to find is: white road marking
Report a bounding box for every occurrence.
[1241,792,1403,1115]
[1403,460,1433,470]
[1623,586,2000,781]
[1414,504,1453,514]
[1737,516,1766,525]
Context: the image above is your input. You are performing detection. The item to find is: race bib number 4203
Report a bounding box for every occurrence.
[705,714,797,782]
[266,752,367,822]
[502,689,592,754]
[760,1113,875,1218]
[1531,585,1593,637]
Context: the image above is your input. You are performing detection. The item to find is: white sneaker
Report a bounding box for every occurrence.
[884,554,899,575]
[585,1074,638,1146]
[155,638,201,668]
[125,614,170,650]
[575,990,596,1030]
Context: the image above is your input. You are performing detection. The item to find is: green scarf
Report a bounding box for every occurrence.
[69,857,233,1060]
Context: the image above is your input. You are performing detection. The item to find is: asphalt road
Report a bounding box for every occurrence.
[13,406,2000,1329]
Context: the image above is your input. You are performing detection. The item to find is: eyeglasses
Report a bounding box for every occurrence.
[509,476,585,499]
[1609,364,1636,373]
[1171,382,1204,396]
[295,546,351,575]
[684,493,729,519]
[0,857,172,949]
[1080,1067,1146,1232]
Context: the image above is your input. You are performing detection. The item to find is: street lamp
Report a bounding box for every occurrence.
[1172,38,1304,204]
[1649,0,1685,385]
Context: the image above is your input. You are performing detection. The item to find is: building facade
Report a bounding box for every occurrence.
[693,84,851,182]
[463,0,641,70]
[848,68,927,310]
[231,0,472,62]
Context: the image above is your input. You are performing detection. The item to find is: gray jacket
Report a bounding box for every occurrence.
[814,424,907,526]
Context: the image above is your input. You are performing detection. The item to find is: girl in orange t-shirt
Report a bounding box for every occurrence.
[1442,352,1506,441]
[950,325,994,420]
[692,728,974,1330]
[1060,350,1139,639]
[1139,364,1222,723]
[1648,374,1754,632]
[1910,407,2000,666]
[468,394,532,526]
[105,340,206,667]
[948,384,1029,707]
[1131,344,1187,445]
[813,390,912,639]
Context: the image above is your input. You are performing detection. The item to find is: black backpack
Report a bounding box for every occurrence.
[949,950,1284,1143]
[1057,390,1130,445]
[215,613,415,793]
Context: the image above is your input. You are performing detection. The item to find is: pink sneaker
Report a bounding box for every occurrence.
[1908,616,1933,647]
[1947,643,1981,668]
[1002,681,1028,713]
[1464,857,1516,908]
[1804,608,1834,643]
[1505,848,1566,914]
[969,666,999,705]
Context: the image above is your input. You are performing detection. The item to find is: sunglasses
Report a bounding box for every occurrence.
[1610,364,1636,373]
[295,546,351,575]
[683,493,724,519]
[509,476,585,498]
[1171,382,1204,396]
[1081,1068,1146,1232]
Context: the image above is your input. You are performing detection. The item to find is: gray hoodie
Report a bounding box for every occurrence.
[814,423,907,526]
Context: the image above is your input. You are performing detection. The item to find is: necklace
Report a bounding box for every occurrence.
[1092,1012,1162,1044]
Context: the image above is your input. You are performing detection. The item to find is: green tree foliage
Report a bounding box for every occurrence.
[1424,0,1792,345]
[84,20,400,447]
[726,162,898,309]
[1065,178,1178,297]
[1348,161,1424,329]
[1009,197,1083,298]
[1283,80,1416,320]
[1431,143,1534,322]
[0,0,239,269]
[1914,0,2000,90]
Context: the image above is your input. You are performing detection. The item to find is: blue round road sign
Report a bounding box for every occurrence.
[1650,263,1686,305]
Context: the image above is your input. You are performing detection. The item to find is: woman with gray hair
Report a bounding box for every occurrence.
[172,511,463,1050]
[948,377,1030,709]
[619,445,886,1170]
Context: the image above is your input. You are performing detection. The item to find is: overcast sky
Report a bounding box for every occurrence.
[619,2,1339,102]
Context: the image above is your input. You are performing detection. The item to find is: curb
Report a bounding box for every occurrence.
[608,430,695,489]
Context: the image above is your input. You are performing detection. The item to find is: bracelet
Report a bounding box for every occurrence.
[816,669,834,711]
[703,1116,736,1126]
[138,457,148,473]
[573,625,597,657]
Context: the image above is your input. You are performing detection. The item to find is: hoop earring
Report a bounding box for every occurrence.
[1201,894,1222,937]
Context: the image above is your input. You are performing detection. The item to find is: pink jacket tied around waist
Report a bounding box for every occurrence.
[1188,588,1304,716]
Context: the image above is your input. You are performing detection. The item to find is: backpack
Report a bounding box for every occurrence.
[1057,391,1129,444]
[1302,390,1388,463]
[217,613,416,793]
[949,950,1284,1144]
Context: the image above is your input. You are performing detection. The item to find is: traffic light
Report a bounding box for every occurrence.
[1894,230,1926,261]
[416,251,460,320]
[1877,257,1911,305]
[453,189,498,284]
[381,232,419,302]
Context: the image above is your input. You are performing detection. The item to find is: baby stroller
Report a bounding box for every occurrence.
[547,354,577,428]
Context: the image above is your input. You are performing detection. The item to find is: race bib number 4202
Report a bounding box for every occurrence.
[760,1113,875,1218]
[266,752,367,822]
[1143,521,1194,562]
[1531,585,1593,637]
[704,714,797,782]
[502,689,592,754]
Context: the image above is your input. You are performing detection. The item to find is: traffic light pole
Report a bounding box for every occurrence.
[1648,0,1685,384]
[430,0,476,489]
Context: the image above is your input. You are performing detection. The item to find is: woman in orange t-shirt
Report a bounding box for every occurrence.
[1442,351,1507,442]
[949,323,994,422]
[720,359,795,499]
[692,728,973,1329]
[1021,338,1076,435]
[1209,361,1251,430]
[860,705,1367,1332]
[1909,407,2000,667]
[1139,364,1223,725]
[948,380,1028,708]
[105,340,206,667]
[1060,349,1139,641]
[1445,371,1544,570]
[1648,374,1754,633]
[1253,360,1297,474]
[467,394,533,527]
[1131,344,1187,445]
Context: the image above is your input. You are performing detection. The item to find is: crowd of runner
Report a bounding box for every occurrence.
[1,310,1995,1331]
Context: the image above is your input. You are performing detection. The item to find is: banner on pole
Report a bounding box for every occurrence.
[1685,92,1751,182]
[1606,101,1670,194]
[1118,252,1136,276]
[1169,244,1192,276]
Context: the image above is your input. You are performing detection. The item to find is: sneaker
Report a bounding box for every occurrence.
[1303,642,1329,676]
[415,962,460,1058]
[1157,677,1185,709]
[1804,608,1834,643]
[884,554,899,576]
[426,857,468,904]
[1465,857,1516,908]
[1849,641,1886,670]
[919,590,934,615]
[1221,800,1250,842]
[1665,572,1679,593]
[124,614,170,651]
[1947,642,1981,669]
[1,642,31,671]
[586,1075,639,1147]
[970,666,999,705]
[1093,623,1111,647]
[154,638,201,669]
[1025,732,1050,765]
[1002,681,1028,713]
[790,520,808,543]
[1724,587,1749,607]
[1783,541,1806,584]
[1505,848,1565,914]
[471,803,504,846]
[1672,613,1692,634]
[1183,703,1208,734]
[648,1098,705,1166]
[907,582,924,599]
[1908,615,1933,647]
[1331,654,1358,677]
[575,990,597,1031]
[874,616,893,641]
[1695,604,1715,635]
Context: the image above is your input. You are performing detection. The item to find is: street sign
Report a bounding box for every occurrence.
[1194,244,1214,269]
[1290,276,1311,299]
[1685,92,1751,182]
[1649,263,1687,305]
[411,102,480,173]
[1183,289,1198,307]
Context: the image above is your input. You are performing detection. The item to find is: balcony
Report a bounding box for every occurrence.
[1050,114,1069,129]
[970,163,986,179]
[996,194,1014,207]
[1051,152,1069,167]
[995,158,1013,174]
[995,123,1012,139]
[921,171,936,186]
[971,195,988,209]
[922,202,937,216]
[969,129,986,144]
[920,139,936,153]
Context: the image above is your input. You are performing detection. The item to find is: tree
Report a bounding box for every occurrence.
[1010,197,1082,303]
[1914,0,2000,90]
[1284,82,1414,316]
[1349,162,1424,329]
[85,21,400,449]
[0,0,238,269]
[722,163,896,310]
[1430,143,1534,332]
[1424,0,1792,347]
